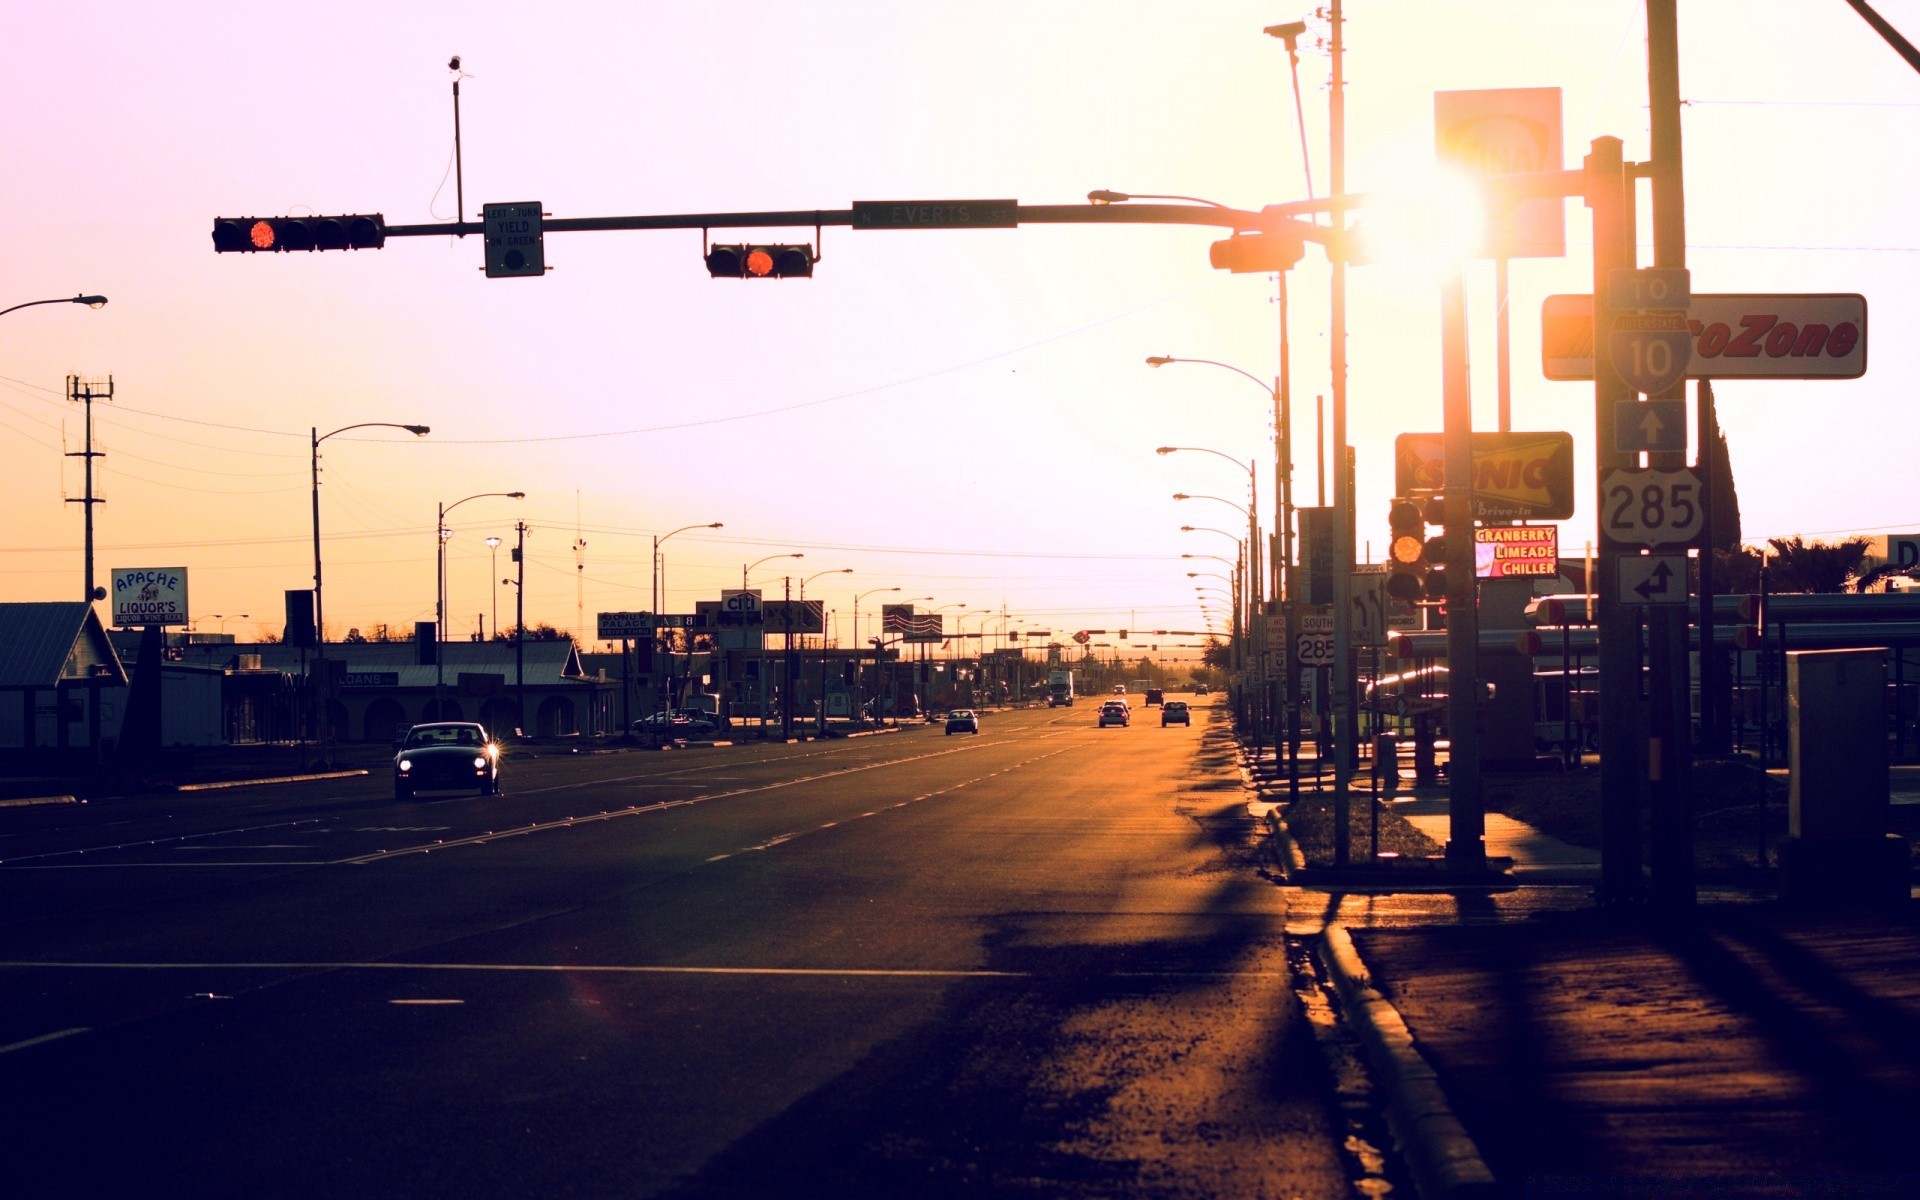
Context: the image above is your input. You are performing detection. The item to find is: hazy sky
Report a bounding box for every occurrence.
[5,2,1916,648]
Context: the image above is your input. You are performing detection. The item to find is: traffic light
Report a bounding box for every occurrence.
[1423,532,1450,603]
[705,243,815,279]
[1208,230,1305,274]
[1386,497,1429,602]
[212,214,386,253]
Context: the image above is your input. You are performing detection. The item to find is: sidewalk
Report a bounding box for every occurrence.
[1247,740,1920,1196]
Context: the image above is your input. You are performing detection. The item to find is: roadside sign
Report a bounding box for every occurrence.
[1299,506,1337,605]
[1434,87,1565,259]
[1614,399,1687,454]
[1883,534,1920,569]
[1394,432,1577,521]
[1296,630,1335,666]
[1474,526,1559,578]
[851,199,1018,230]
[1608,312,1692,394]
[1599,467,1704,548]
[111,567,189,627]
[597,611,650,639]
[761,599,824,635]
[1543,293,1867,381]
[1616,554,1689,606]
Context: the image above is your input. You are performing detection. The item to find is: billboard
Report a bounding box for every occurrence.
[761,599,824,635]
[111,567,189,627]
[1541,293,1867,381]
[1434,87,1565,259]
[1394,432,1576,521]
[1474,526,1559,578]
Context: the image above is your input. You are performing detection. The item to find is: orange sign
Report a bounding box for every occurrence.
[1394,432,1577,521]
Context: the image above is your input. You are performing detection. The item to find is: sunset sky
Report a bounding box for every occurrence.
[5,1,1916,649]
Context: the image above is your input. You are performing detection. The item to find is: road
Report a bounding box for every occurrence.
[0,699,1359,1199]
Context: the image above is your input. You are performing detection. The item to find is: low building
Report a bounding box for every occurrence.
[0,602,128,760]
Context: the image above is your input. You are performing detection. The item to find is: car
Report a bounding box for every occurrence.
[394,721,500,800]
[1195,683,1212,696]
[1098,701,1130,728]
[632,710,722,740]
[945,708,980,735]
[1161,700,1191,727]
[1112,684,1127,694]
[1144,688,1164,707]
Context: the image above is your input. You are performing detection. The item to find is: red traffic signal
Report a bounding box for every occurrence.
[1208,230,1305,274]
[212,214,386,253]
[706,243,815,279]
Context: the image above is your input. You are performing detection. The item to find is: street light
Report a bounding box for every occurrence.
[651,521,722,715]
[0,293,108,319]
[437,490,524,713]
[1173,493,1252,518]
[485,537,502,640]
[744,552,803,589]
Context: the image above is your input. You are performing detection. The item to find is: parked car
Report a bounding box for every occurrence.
[394,721,501,800]
[1098,701,1130,728]
[1160,700,1191,727]
[945,708,980,735]
[1144,688,1165,707]
[632,711,722,740]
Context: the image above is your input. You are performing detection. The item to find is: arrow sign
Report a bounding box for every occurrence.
[1614,398,1687,454]
[1616,554,1689,606]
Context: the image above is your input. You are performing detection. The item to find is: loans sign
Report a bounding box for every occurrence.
[111,567,189,627]
[1394,432,1577,521]
[1542,293,1867,380]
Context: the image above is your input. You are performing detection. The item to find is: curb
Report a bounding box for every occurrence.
[0,794,80,809]
[175,769,369,793]
[1317,924,1496,1200]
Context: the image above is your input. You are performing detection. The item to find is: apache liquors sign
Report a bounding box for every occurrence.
[111,567,190,627]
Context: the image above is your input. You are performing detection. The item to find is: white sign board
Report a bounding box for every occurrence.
[1600,468,1704,548]
[1543,293,1868,381]
[112,567,189,627]
[597,611,651,640]
[1616,554,1689,607]
[1434,87,1565,259]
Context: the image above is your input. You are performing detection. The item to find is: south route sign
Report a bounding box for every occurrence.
[1600,467,1704,548]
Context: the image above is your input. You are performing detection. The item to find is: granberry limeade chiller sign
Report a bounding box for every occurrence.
[111,567,189,627]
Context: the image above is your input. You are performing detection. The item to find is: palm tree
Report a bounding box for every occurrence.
[1765,536,1870,593]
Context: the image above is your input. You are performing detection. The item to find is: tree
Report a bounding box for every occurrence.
[1765,536,1870,594]
[1201,638,1233,670]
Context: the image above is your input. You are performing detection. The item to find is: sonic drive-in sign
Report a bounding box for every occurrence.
[1394,432,1577,521]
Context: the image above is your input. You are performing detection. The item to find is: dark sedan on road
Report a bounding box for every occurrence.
[394,721,501,799]
[1098,701,1130,728]
[1160,700,1191,727]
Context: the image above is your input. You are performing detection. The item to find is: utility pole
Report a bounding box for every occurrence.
[65,375,111,604]
[514,520,528,736]
[1647,0,1696,906]
[1327,0,1357,861]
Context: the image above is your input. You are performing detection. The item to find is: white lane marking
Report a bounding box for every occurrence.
[0,1027,91,1056]
[389,998,464,1006]
[0,818,324,866]
[6,862,334,871]
[335,738,1021,866]
[0,961,1283,981]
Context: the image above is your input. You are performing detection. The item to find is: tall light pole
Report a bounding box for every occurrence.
[486,537,502,640]
[852,586,900,721]
[311,421,428,754]
[1153,355,1304,796]
[652,521,722,715]
[437,490,524,714]
[744,552,802,589]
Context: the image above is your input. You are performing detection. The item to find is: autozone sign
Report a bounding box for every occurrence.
[1542,293,1867,380]
[1394,432,1577,521]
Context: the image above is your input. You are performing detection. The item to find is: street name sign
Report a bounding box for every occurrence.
[1614,398,1687,454]
[112,567,189,627]
[1542,293,1868,380]
[1599,467,1704,548]
[851,199,1017,230]
[1616,554,1689,606]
